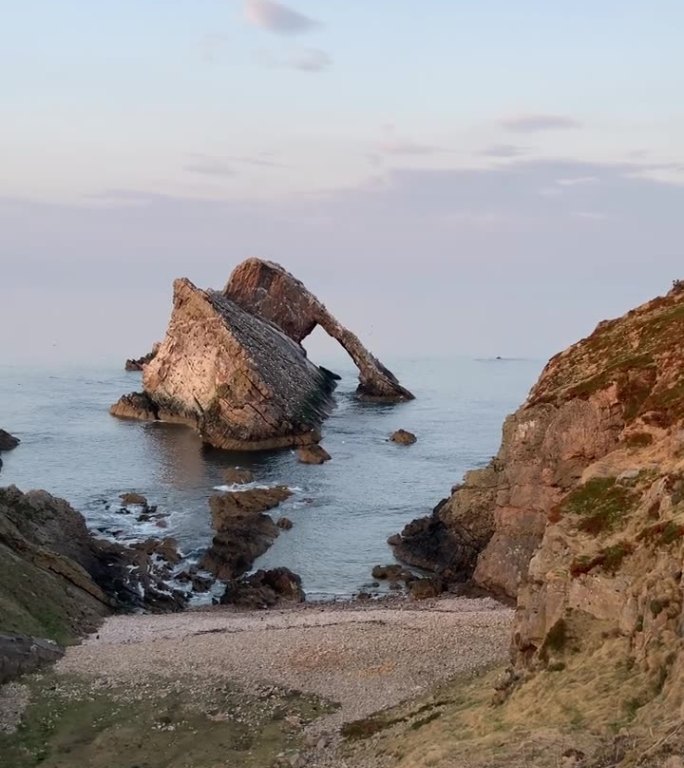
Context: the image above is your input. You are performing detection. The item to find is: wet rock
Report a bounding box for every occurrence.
[390,429,417,445]
[0,633,64,685]
[371,564,409,581]
[297,445,331,465]
[110,391,159,421]
[133,537,182,566]
[200,487,291,580]
[120,492,148,507]
[223,467,254,485]
[0,430,20,452]
[221,568,305,608]
[225,258,414,402]
[277,517,294,530]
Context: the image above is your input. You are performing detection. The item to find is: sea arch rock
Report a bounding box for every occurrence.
[224,258,414,401]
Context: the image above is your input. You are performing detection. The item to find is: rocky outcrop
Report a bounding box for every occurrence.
[0,633,64,685]
[200,487,291,580]
[0,486,185,644]
[297,445,331,465]
[0,430,19,452]
[125,343,160,372]
[394,284,684,601]
[224,259,414,402]
[112,277,336,450]
[223,467,254,485]
[220,567,305,608]
[390,429,417,445]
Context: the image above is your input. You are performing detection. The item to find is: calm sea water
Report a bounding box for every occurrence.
[0,357,540,599]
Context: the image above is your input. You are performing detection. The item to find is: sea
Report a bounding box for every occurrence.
[0,357,541,601]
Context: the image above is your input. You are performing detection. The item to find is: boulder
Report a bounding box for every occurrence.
[390,429,417,445]
[0,430,19,452]
[119,492,148,507]
[408,577,443,600]
[297,445,331,465]
[220,567,305,609]
[224,259,414,402]
[112,277,336,450]
[277,517,294,530]
[223,467,254,485]
[200,487,291,580]
[0,633,64,685]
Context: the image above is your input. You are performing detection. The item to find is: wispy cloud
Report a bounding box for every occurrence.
[500,114,581,133]
[185,155,236,178]
[244,0,319,35]
[376,125,444,156]
[556,176,599,186]
[480,144,529,158]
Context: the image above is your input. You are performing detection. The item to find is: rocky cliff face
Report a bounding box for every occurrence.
[112,277,337,450]
[225,259,414,401]
[394,283,684,605]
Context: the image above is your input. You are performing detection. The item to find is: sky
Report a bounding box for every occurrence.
[2,0,683,366]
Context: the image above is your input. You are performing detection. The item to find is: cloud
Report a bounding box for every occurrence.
[556,176,599,186]
[376,125,444,156]
[244,0,319,35]
[500,114,582,133]
[288,48,331,72]
[480,144,529,158]
[185,156,236,178]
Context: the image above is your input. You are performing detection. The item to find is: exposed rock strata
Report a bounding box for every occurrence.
[112,277,336,450]
[124,343,159,372]
[200,487,291,580]
[224,259,414,402]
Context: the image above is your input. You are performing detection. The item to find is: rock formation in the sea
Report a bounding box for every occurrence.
[200,487,292,580]
[225,259,414,402]
[124,343,160,372]
[297,444,332,465]
[0,429,19,472]
[111,277,338,450]
[390,429,417,445]
[0,486,186,648]
[394,282,684,601]
[220,567,305,608]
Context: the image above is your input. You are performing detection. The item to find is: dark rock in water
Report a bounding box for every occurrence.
[223,467,254,485]
[0,633,64,685]
[225,258,413,402]
[371,564,412,582]
[297,445,331,465]
[277,517,294,530]
[112,277,336,451]
[390,429,417,445]
[220,567,305,609]
[0,430,20,452]
[200,487,291,580]
[120,492,148,507]
[408,577,443,601]
[132,537,182,566]
[125,343,160,372]
[0,486,186,646]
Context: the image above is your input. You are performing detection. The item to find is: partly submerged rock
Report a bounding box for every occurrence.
[0,430,19,452]
[224,258,414,402]
[119,492,148,507]
[390,429,417,445]
[112,277,336,450]
[124,343,160,372]
[297,444,332,465]
[223,467,255,485]
[220,567,305,608]
[277,516,294,530]
[200,487,291,580]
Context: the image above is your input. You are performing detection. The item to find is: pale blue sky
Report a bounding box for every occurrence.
[2,1,683,364]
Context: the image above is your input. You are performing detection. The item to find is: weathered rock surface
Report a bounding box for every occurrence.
[224,259,414,402]
[124,343,160,372]
[200,487,291,580]
[297,444,331,465]
[0,485,186,646]
[0,633,64,685]
[390,429,417,445]
[220,567,305,608]
[112,277,336,450]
